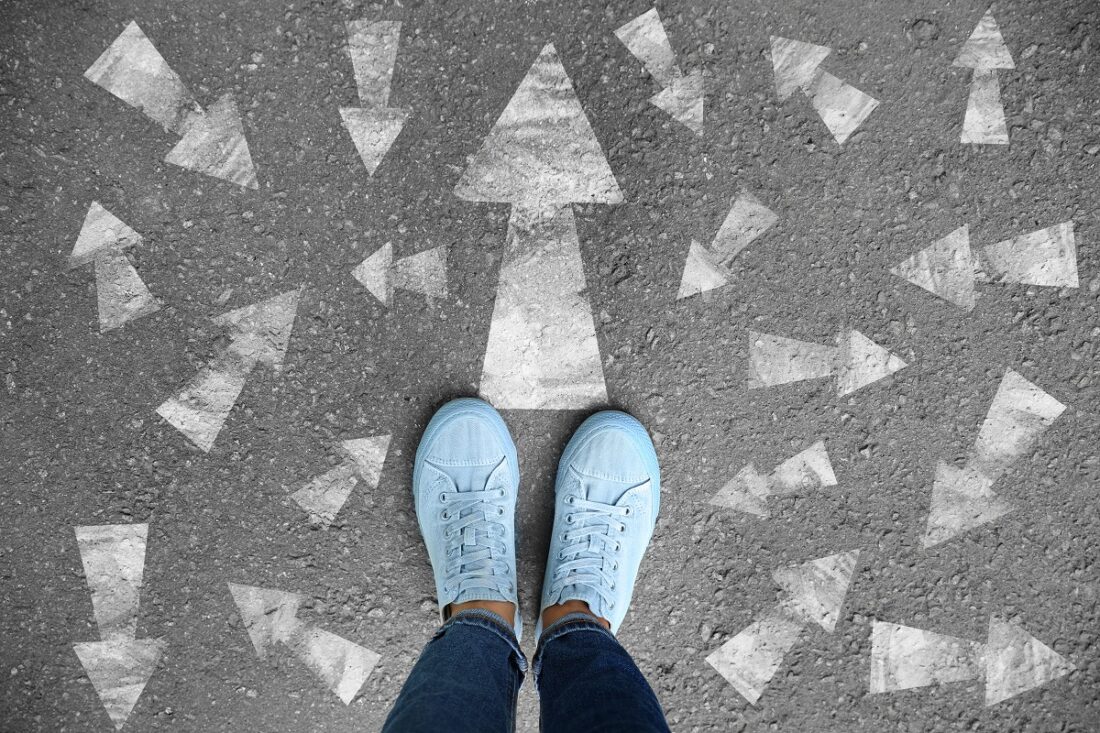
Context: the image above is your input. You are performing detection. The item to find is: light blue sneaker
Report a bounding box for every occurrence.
[413,398,522,640]
[537,410,660,637]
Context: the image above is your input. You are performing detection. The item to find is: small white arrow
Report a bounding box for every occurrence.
[228,583,381,704]
[769,36,879,144]
[710,441,837,517]
[615,8,704,134]
[870,616,1075,705]
[340,19,409,175]
[677,191,778,299]
[747,329,907,396]
[85,21,258,188]
[923,368,1065,547]
[73,524,164,730]
[291,435,392,526]
[68,202,161,332]
[156,288,302,452]
[954,10,1015,145]
[352,242,449,306]
[706,551,860,704]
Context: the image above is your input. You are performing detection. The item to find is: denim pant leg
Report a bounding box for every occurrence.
[382,610,527,733]
[534,613,671,733]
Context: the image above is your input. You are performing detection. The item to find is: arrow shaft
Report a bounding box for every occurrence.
[75,524,148,640]
[157,347,258,452]
[962,69,1008,145]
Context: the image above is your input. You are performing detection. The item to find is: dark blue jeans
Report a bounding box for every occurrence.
[381,610,670,732]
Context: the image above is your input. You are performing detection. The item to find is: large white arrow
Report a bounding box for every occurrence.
[706,550,860,704]
[677,191,778,300]
[870,616,1075,705]
[85,21,258,188]
[68,202,161,332]
[747,329,907,396]
[769,36,879,144]
[157,288,302,452]
[72,524,164,731]
[709,441,837,517]
[291,435,392,526]
[954,10,1015,145]
[228,583,381,704]
[891,222,1078,311]
[923,368,1065,547]
[615,8,704,134]
[340,19,409,176]
[454,43,622,409]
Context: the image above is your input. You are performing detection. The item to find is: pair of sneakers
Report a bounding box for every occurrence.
[413,398,661,641]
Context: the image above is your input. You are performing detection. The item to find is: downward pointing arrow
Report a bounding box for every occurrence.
[157,288,302,452]
[341,19,408,175]
[73,524,164,730]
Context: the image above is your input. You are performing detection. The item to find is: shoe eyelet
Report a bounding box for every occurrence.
[557,553,565,560]
[497,507,505,516]
[614,542,622,551]
[565,514,575,524]
[497,489,506,498]
[439,493,449,504]
[623,507,632,516]
[440,510,451,521]
[560,533,568,541]
[618,524,626,533]
[566,496,575,505]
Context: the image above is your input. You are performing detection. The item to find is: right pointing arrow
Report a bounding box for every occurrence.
[157,288,302,452]
[746,329,907,396]
[291,434,392,526]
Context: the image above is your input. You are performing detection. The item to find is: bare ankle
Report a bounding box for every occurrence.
[541,599,610,630]
[446,599,516,626]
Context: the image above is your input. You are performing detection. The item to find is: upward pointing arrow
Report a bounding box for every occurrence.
[157,288,302,452]
[72,524,164,730]
[455,43,621,409]
[68,202,161,332]
[954,11,1015,145]
[340,19,409,176]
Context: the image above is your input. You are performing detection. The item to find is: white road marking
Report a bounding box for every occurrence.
[980,221,1078,288]
[891,225,977,310]
[769,36,878,144]
[73,524,164,730]
[923,368,1066,547]
[353,242,449,305]
[870,617,1075,705]
[228,583,381,704]
[291,435,391,526]
[86,23,258,188]
[455,43,620,409]
[710,441,837,518]
[954,11,1014,145]
[69,202,161,332]
[340,20,408,175]
[706,551,859,704]
[677,192,777,300]
[747,329,906,395]
[615,8,704,133]
[157,289,302,452]
[677,240,727,300]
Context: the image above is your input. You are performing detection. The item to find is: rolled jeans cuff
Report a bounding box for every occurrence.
[445,609,528,674]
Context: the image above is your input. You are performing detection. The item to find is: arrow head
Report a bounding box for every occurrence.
[353,242,394,305]
[769,36,831,101]
[213,288,303,369]
[69,202,144,268]
[677,240,728,300]
[984,617,1076,705]
[923,461,1013,548]
[393,244,449,299]
[340,106,408,176]
[709,463,770,517]
[891,225,978,310]
[227,583,304,656]
[649,70,704,134]
[772,550,860,632]
[165,93,259,189]
[74,637,165,730]
[834,329,907,396]
[341,435,392,486]
[954,11,1015,69]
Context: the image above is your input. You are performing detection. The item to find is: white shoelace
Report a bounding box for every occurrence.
[548,489,630,611]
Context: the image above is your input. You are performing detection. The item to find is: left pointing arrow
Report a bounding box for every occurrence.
[73,524,164,731]
[157,288,303,452]
[69,202,161,332]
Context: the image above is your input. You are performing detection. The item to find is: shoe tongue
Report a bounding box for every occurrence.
[579,472,642,506]
[447,462,498,493]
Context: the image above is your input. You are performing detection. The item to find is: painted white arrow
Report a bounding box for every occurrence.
[73,524,164,730]
[228,583,381,704]
[747,329,907,396]
[710,441,837,517]
[870,616,1075,705]
[291,435,392,526]
[454,43,621,409]
[339,19,408,176]
[769,36,879,144]
[706,550,860,704]
[85,21,258,188]
[954,10,1015,145]
[615,8,704,134]
[156,288,302,452]
[892,222,1078,311]
[923,368,1065,548]
[352,242,449,306]
[68,202,161,332]
[677,191,778,299]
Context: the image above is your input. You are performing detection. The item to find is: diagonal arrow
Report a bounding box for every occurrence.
[870,616,1075,705]
[710,441,837,517]
[68,202,161,332]
[156,288,302,452]
[340,19,409,176]
[352,242,449,306]
[706,551,860,703]
[454,43,622,409]
[746,329,907,396]
[615,8,704,134]
[923,368,1065,547]
[73,524,165,730]
[228,583,381,704]
[677,191,777,299]
[769,35,879,144]
[290,434,392,526]
[954,10,1015,145]
[85,21,258,188]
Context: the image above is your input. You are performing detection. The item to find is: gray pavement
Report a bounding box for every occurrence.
[2,0,1098,730]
